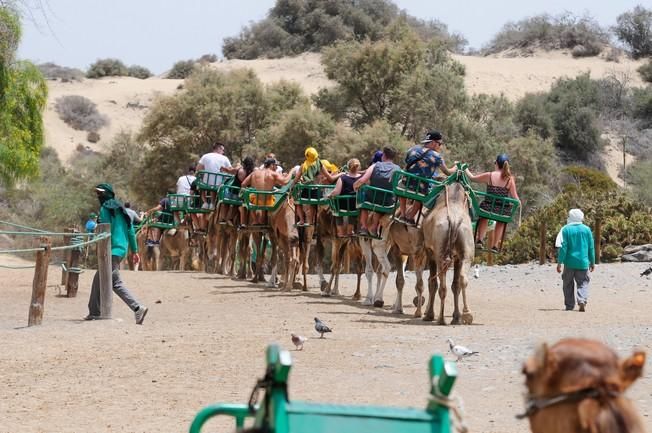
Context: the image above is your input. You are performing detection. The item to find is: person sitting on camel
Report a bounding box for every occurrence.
[241,158,292,227]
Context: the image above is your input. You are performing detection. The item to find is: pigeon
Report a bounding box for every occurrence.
[447,338,479,362]
[314,317,332,338]
[473,264,480,279]
[641,267,652,277]
[291,333,307,351]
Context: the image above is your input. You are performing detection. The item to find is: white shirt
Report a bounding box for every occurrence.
[198,152,232,185]
[176,174,196,195]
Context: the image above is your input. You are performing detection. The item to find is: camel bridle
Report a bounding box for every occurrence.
[516,387,621,420]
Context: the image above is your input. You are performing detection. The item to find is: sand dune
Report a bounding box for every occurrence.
[45,51,647,166]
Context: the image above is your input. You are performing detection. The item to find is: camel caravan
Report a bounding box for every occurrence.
[134,133,521,324]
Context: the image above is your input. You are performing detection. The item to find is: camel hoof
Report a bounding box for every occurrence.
[321,291,331,298]
[361,298,373,306]
[422,314,434,322]
[462,312,474,325]
[391,306,403,315]
[450,318,461,325]
[293,282,304,291]
[437,319,446,326]
[373,300,384,308]
[412,295,426,307]
[320,280,329,291]
[352,293,361,301]
[332,290,341,296]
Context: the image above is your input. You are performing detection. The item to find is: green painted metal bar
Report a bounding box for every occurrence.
[329,195,359,218]
[218,178,244,207]
[196,171,233,192]
[242,182,292,212]
[392,169,443,202]
[356,185,396,214]
[293,184,335,206]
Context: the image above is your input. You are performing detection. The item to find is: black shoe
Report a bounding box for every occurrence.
[490,247,500,254]
[565,307,574,311]
[83,314,101,321]
[578,303,586,312]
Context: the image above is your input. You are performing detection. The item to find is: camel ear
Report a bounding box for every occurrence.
[523,343,554,377]
[620,351,646,390]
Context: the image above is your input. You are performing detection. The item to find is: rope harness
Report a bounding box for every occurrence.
[515,387,621,420]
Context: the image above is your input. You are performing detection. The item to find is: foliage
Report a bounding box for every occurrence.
[198,53,218,63]
[613,5,652,59]
[483,12,608,55]
[514,93,555,139]
[638,59,652,83]
[126,64,152,79]
[222,0,466,59]
[55,95,108,132]
[166,59,196,79]
[86,58,128,78]
[561,165,617,193]
[0,6,47,186]
[37,62,84,81]
[627,159,652,206]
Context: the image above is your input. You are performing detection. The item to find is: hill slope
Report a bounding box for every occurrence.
[46,51,646,165]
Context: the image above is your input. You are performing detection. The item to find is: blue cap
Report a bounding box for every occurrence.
[496,153,509,168]
[372,150,383,164]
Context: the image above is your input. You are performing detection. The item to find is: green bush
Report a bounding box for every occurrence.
[37,62,84,81]
[166,59,196,79]
[561,166,617,193]
[54,95,108,132]
[514,93,555,139]
[638,59,652,83]
[631,87,652,127]
[127,64,152,79]
[613,5,652,59]
[86,58,128,78]
[222,0,466,59]
[484,12,608,55]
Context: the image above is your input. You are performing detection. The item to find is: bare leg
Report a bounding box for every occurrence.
[475,218,488,244]
[492,222,506,249]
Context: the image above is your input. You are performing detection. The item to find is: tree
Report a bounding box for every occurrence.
[0,5,47,186]
[613,5,652,59]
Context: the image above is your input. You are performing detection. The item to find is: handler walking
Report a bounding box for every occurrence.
[556,208,595,312]
[85,183,148,324]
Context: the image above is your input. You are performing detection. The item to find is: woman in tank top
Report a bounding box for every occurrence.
[326,158,363,237]
[465,154,520,253]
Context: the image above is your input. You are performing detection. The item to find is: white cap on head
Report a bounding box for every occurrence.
[567,208,584,224]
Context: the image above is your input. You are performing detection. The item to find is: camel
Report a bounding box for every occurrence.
[421,182,475,325]
[521,338,646,433]
[160,225,201,271]
[136,226,160,271]
[358,214,428,315]
[205,209,240,275]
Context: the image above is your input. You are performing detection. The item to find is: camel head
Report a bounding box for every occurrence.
[521,338,646,433]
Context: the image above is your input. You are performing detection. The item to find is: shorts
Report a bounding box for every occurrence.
[339,196,357,211]
[404,177,429,195]
[250,194,275,207]
[201,172,223,187]
[336,215,357,226]
[300,186,320,200]
[365,189,395,207]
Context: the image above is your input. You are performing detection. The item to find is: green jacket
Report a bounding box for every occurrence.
[557,223,595,270]
[99,205,138,258]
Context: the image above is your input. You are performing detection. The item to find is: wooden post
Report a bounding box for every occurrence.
[594,219,602,265]
[539,221,547,265]
[66,230,81,298]
[60,228,73,286]
[28,237,51,326]
[96,223,113,319]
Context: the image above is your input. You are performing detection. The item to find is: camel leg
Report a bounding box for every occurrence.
[437,268,447,325]
[371,240,390,308]
[459,260,473,324]
[414,268,424,318]
[450,259,462,325]
[392,253,404,314]
[360,239,375,305]
[267,236,279,289]
[424,259,437,322]
[327,239,347,297]
[301,226,314,291]
[316,237,329,292]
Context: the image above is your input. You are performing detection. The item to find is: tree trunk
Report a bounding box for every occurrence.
[28,237,51,326]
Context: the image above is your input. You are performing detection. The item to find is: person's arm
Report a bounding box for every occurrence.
[290,166,303,188]
[440,161,455,176]
[588,228,595,271]
[196,157,205,173]
[277,171,293,185]
[465,169,491,184]
[557,228,567,273]
[319,164,340,183]
[508,177,520,201]
[353,164,374,190]
[145,204,163,215]
[326,178,343,197]
[221,165,239,174]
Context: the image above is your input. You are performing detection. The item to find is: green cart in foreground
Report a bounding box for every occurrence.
[189,344,459,433]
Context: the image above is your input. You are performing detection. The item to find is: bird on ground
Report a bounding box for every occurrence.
[473,264,480,279]
[641,267,652,277]
[291,333,307,351]
[447,338,479,362]
[314,317,332,338]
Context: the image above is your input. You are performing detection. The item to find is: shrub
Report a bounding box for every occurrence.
[638,59,652,83]
[127,64,152,79]
[483,12,608,55]
[87,131,100,143]
[561,166,617,193]
[166,59,196,79]
[37,62,84,81]
[613,6,652,59]
[55,95,108,132]
[86,58,128,78]
[198,53,218,63]
[631,87,652,127]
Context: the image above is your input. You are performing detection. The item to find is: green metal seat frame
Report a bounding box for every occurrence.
[196,170,234,192]
[167,194,210,214]
[145,210,178,230]
[218,177,244,207]
[242,183,292,212]
[292,184,335,206]
[392,169,443,202]
[356,185,396,214]
[189,344,457,433]
[329,195,359,218]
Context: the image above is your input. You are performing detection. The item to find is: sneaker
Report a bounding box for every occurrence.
[201,202,211,210]
[135,306,148,325]
[475,240,484,250]
[490,247,500,254]
[83,314,101,321]
[358,228,370,237]
[578,303,586,312]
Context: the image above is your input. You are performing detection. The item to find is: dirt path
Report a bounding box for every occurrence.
[0,261,650,433]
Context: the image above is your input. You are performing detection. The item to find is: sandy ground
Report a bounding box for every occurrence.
[1,258,651,433]
[45,51,647,167]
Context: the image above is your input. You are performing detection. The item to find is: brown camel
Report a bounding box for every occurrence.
[206,210,238,275]
[421,182,475,325]
[136,226,160,271]
[160,224,201,271]
[521,338,646,433]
